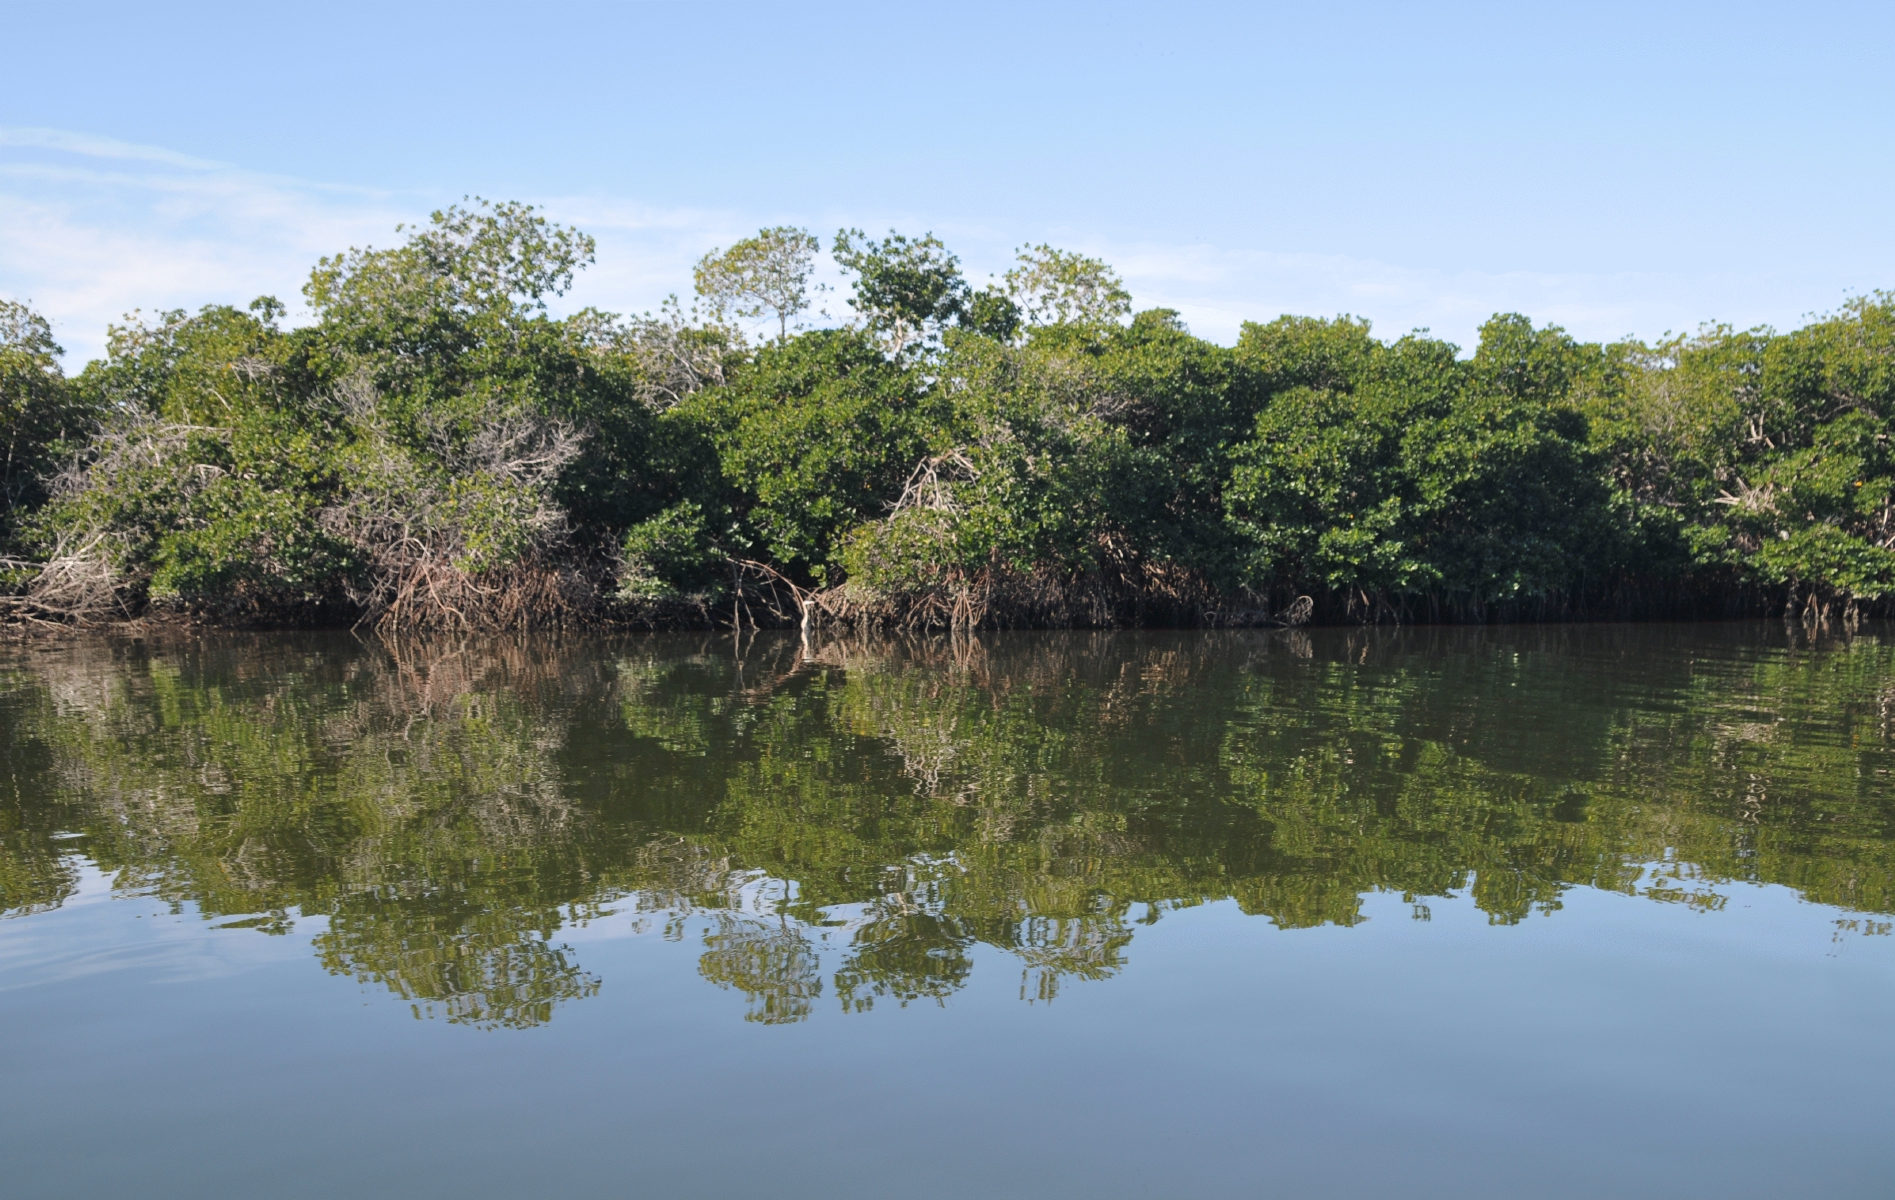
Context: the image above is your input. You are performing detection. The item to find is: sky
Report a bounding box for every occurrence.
[4,0,1894,364]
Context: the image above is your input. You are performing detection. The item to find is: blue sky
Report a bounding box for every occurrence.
[5,0,1893,363]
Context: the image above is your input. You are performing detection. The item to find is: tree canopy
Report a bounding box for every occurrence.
[693,226,822,339]
[5,207,1895,631]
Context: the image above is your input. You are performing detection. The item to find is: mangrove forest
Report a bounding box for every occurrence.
[4,201,1894,632]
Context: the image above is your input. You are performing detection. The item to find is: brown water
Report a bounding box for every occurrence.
[3,624,1893,1197]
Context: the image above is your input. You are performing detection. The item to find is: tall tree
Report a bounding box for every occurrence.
[0,301,90,544]
[693,226,822,339]
[1004,244,1132,327]
[832,228,970,356]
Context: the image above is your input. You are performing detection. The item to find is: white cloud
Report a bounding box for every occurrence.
[1101,241,1848,350]
[0,131,739,365]
[0,130,410,363]
[0,126,230,171]
[540,195,752,323]
[4,126,1860,367]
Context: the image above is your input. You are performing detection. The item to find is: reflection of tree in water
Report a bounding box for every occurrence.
[1011,914,1132,1003]
[698,911,824,1024]
[318,910,599,1029]
[0,670,80,916]
[1,635,611,1028]
[834,912,974,1012]
[6,624,1895,1026]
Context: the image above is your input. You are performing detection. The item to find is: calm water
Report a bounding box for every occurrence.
[3,624,1894,1198]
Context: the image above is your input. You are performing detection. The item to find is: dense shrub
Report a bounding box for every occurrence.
[0,302,95,551]
[6,207,1895,630]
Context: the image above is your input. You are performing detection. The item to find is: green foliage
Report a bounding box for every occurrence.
[1582,295,1895,605]
[1227,315,1622,608]
[679,328,933,584]
[1227,321,1452,596]
[618,500,725,600]
[693,226,821,339]
[14,207,1895,628]
[305,198,593,344]
[28,303,350,610]
[832,228,972,355]
[19,201,712,624]
[839,328,1144,591]
[1065,309,1262,578]
[0,301,95,546]
[1004,244,1132,328]
[958,287,1022,342]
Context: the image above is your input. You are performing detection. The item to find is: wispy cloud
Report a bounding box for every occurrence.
[1102,241,1851,349]
[3,127,1857,367]
[540,195,756,323]
[0,130,738,365]
[0,127,232,171]
[0,128,414,363]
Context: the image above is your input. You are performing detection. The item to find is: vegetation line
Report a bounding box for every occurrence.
[4,202,1893,632]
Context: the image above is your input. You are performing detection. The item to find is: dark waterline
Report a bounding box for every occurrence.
[3,624,1893,1198]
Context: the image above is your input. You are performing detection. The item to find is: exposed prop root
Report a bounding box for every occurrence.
[801,560,1303,634]
[351,555,601,634]
[0,540,129,626]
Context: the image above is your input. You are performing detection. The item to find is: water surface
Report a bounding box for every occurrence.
[3,625,1893,1197]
